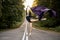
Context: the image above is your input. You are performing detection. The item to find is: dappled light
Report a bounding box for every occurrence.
[23,0,34,10]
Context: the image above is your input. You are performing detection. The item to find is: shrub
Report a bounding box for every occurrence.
[39,12,57,28]
[0,0,24,29]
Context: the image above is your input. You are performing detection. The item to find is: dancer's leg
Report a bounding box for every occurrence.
[29,23,32,36]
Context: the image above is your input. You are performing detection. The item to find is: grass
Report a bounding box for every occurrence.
[0,22,23,31]
[0,12,25,31]
[32,21,60,33]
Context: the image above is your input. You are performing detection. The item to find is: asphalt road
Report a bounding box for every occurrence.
[0,19,60,40]
[0,21,25,40]
[29,28,60,40]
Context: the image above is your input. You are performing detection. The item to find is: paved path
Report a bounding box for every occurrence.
[29,28,60,40]
[0,20,26,40]
[0,19,60,40]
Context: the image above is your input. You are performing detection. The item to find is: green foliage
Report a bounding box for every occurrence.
[33,12,57,28]
[39,12,56,28]
[40,18,56,28]
[0,0,24,29]
[54,26,60,32]
[33,0,60,27]
[32,0,60,32]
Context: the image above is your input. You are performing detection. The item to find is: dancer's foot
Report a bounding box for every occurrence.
[29,33,31,36]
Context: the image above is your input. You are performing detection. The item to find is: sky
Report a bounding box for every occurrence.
[23,0,34,10]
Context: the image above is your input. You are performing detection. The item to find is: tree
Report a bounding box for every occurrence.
[52,0,60,26]
[32,0,38,7]
[0,0,24,29]
[32,0,59,28]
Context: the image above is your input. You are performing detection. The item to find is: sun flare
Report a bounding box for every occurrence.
[23,0,34,10]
